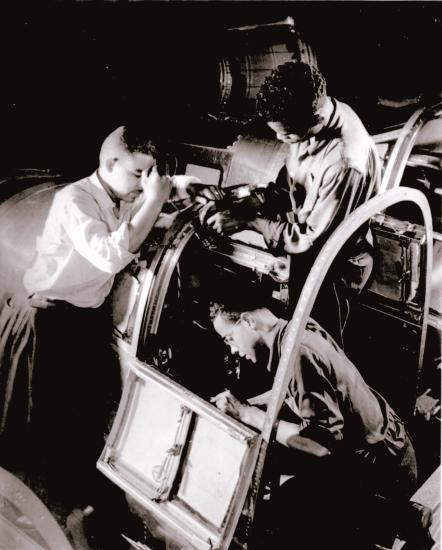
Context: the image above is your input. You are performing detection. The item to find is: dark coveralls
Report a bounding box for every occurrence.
[257,318,417,549]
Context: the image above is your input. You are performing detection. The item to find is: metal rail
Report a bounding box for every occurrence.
[380,102,442,193]
[246,187,434,543]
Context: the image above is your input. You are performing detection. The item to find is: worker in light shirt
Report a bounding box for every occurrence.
[23,127,171,307]
[0,125,172,548]
[203,62,381,347]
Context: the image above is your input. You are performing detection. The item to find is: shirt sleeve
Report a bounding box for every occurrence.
[60,189,137,274]
[293,345,345,443]
[256,163,368,255]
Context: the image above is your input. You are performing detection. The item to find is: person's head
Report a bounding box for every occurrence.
[98,125,163,203]
[209,288,279,363]
[256,61,328,144]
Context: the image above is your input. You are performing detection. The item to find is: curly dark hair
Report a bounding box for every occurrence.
[121,125,162,158]
[121,124,177,175]
[209,302,242,323]
[256,61,326,129]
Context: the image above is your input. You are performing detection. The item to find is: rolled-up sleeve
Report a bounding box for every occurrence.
[257,164,367,255]
[61,190,137,274]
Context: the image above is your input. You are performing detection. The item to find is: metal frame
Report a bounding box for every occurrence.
[0,466,73,550]
[98,359,261,550]
[246,188,433,537]
[206,239,290,282]
[113,219,267,548]
[111,217,197,358]
[380,102,442,193]
[108,187,432,548]
[378,101,442,328]
[142,222,195,337]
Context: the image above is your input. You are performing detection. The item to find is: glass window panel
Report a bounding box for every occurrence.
[176,416,248,528]
[115,379,191,498]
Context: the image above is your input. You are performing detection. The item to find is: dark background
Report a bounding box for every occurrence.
[0,1,441,171]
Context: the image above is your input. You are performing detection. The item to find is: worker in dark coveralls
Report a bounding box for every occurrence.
[0,125,173,547]
[204,62,381,345]
[209,291,434,549]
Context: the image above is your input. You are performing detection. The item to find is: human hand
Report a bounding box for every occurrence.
[206,210,247,235]
[247,390,273,406]
[171,176,223,203]
[197,201,217,226]
[210,390,247,422]
[416,389,441,421]
[193,185,224,203]
[28,294,57,309]
[141,165,172,204]
[154,210,180,229]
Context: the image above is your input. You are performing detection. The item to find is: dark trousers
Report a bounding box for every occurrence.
[30,301,122,508]
[0,297,140,547]
[253,438,418,549]
[289,240,374,349]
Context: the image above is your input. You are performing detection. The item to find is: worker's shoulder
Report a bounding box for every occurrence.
[301,319,330,347]
[297,318,347,371]
[335,99,375,174]
[54,175,96,203]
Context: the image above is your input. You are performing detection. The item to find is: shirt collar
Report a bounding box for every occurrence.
[295,99,342,161]
[313,98,341,143]
[266,318,289,374]
[89,171,119,210]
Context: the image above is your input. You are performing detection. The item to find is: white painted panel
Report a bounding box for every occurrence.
[185,163,221,186]
[177,416,247,528]
[117,380,190,495]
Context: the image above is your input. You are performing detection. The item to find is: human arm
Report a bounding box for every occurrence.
[206,160,374,251]
[127,166,172,252]
[248,164,369,254]
[204,162,351,245]
[202,185,264,235]
[210,389,303,447]
[170,175,224,203]
[61,167,171,273]
[211,335,350,458]
[291,342,346,448]
[203,165,291,237]
[203,174,286,236]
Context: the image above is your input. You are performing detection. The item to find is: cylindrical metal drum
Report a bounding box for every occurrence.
[218,18,318,115]
[239,46,295,102]
[0,181,62,302]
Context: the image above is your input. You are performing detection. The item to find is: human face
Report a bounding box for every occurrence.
[213,313,260,363]
[268,117,324,144]
[107,152,156,203]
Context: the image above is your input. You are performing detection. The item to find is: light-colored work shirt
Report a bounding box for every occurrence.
[23,172,138,308]
[255,98,381,255]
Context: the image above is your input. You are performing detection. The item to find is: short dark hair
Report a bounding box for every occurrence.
[256,61,326,129]
[209,282,271,323]
[121,125,162,158]
[209,302,242,323]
